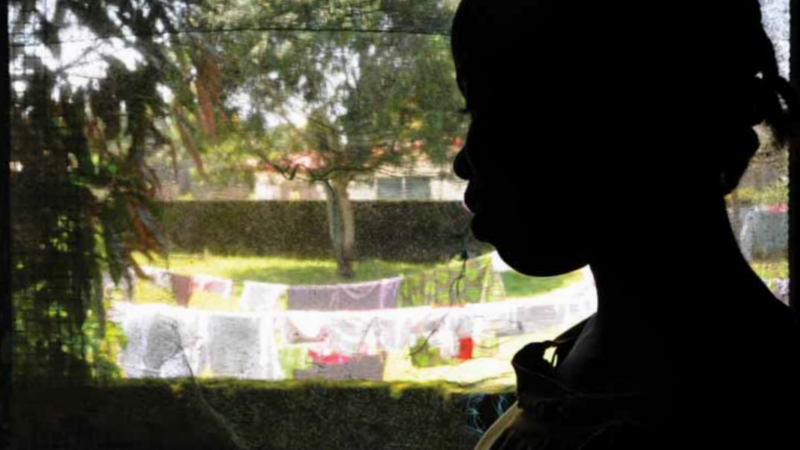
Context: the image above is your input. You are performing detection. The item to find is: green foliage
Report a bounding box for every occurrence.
[397,255,507,306]
[82,299,127,381]
[10,0,173,383]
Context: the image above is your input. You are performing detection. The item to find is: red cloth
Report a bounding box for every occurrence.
[458,337,474,360]
[308,350,353,365]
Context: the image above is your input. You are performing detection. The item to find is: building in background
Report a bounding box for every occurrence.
[153,136,469,202]
[252,156,467,201]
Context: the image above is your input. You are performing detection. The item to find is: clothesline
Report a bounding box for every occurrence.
[132,252,507,310]
[108,278,597,381]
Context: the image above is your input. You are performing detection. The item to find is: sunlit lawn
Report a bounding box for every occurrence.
[751,259,789,280]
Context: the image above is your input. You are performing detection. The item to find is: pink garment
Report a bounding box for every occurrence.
[768,204,789,213]
[170,275,195,307]
[191,274,233,298]
[288,277,402,311]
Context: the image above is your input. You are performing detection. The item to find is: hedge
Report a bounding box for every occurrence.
[11,379,515,450]
[158,201,493,262]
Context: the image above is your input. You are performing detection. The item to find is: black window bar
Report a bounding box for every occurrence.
[2,7,13,447]
[790,0,800,313]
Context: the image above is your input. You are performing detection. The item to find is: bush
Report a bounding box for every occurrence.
[12,379,513,450]
[159,201,492,262]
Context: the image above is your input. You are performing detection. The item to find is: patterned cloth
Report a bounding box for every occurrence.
[398,254,506,307]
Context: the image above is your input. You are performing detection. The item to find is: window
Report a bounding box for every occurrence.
[405,177,433,199]
[377,178,404,199]
[377,177,432,200]
[7,1,794,449]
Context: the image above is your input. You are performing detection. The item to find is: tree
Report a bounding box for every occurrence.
[9,0,179,381]
[169,0,466,277]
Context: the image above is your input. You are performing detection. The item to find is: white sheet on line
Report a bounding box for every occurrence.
[110,278,597,380]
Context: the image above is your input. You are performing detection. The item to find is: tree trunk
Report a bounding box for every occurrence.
[323,177,356,278]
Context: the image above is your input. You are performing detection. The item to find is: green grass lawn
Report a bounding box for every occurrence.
[501,270,583,298]
[751,259,788,280]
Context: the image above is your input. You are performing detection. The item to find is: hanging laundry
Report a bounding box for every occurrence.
[101,268,137,301]
[338,277,402,310]
[517,303,569,334]
[409,336,451,368]
[112,303,206,378]
[141,266,172,291]
[280,312,329,344]
[467,299,521,337]
[427,310,467,359]
[240,282,288,312]
[192,274,234,299]
[464,254,507,303]
[374,307,429,352]
[287,285,340,311]
[328,315,386,356]
[398,254,505,307]
[278,345,313,375]
[206,314,270,379]
[472,334,500,359]
[259,311,285,380]
[308,350,352,365]
[287,277,402,311]
[171,274,195,307]
[294,354,385,381]
[457,337,474,361]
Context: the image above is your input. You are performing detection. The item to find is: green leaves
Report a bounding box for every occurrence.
[11,0,177,382]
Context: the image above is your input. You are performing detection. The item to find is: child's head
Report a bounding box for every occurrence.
[450,0,793,275]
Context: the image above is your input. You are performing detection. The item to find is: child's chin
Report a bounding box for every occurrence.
[495,246,588,277]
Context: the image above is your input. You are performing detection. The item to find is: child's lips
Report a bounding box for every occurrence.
[463,180,485,215]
